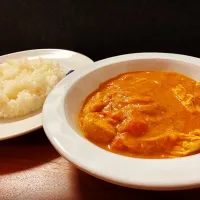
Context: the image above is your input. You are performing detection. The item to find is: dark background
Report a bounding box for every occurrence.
[0,0,200,61]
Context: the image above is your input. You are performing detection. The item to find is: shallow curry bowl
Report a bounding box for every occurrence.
[43,53,200,190]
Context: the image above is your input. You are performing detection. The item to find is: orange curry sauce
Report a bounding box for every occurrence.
[79,71,200,158]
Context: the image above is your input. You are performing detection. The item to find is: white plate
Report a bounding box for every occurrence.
[0,49,93,141]
[43,53,200,190]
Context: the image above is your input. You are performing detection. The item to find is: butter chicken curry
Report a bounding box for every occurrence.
[79,71,200,158]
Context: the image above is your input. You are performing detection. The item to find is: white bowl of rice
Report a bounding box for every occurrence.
[0,48,94,140]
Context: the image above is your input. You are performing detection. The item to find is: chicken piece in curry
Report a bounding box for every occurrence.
[78,71,200,158]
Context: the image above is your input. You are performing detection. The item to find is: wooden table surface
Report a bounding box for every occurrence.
[0,129,200,200]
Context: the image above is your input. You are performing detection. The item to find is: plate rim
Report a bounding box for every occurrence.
[0,48,93,62]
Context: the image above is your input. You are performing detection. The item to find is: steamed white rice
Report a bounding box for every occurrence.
[0,58,65,118]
